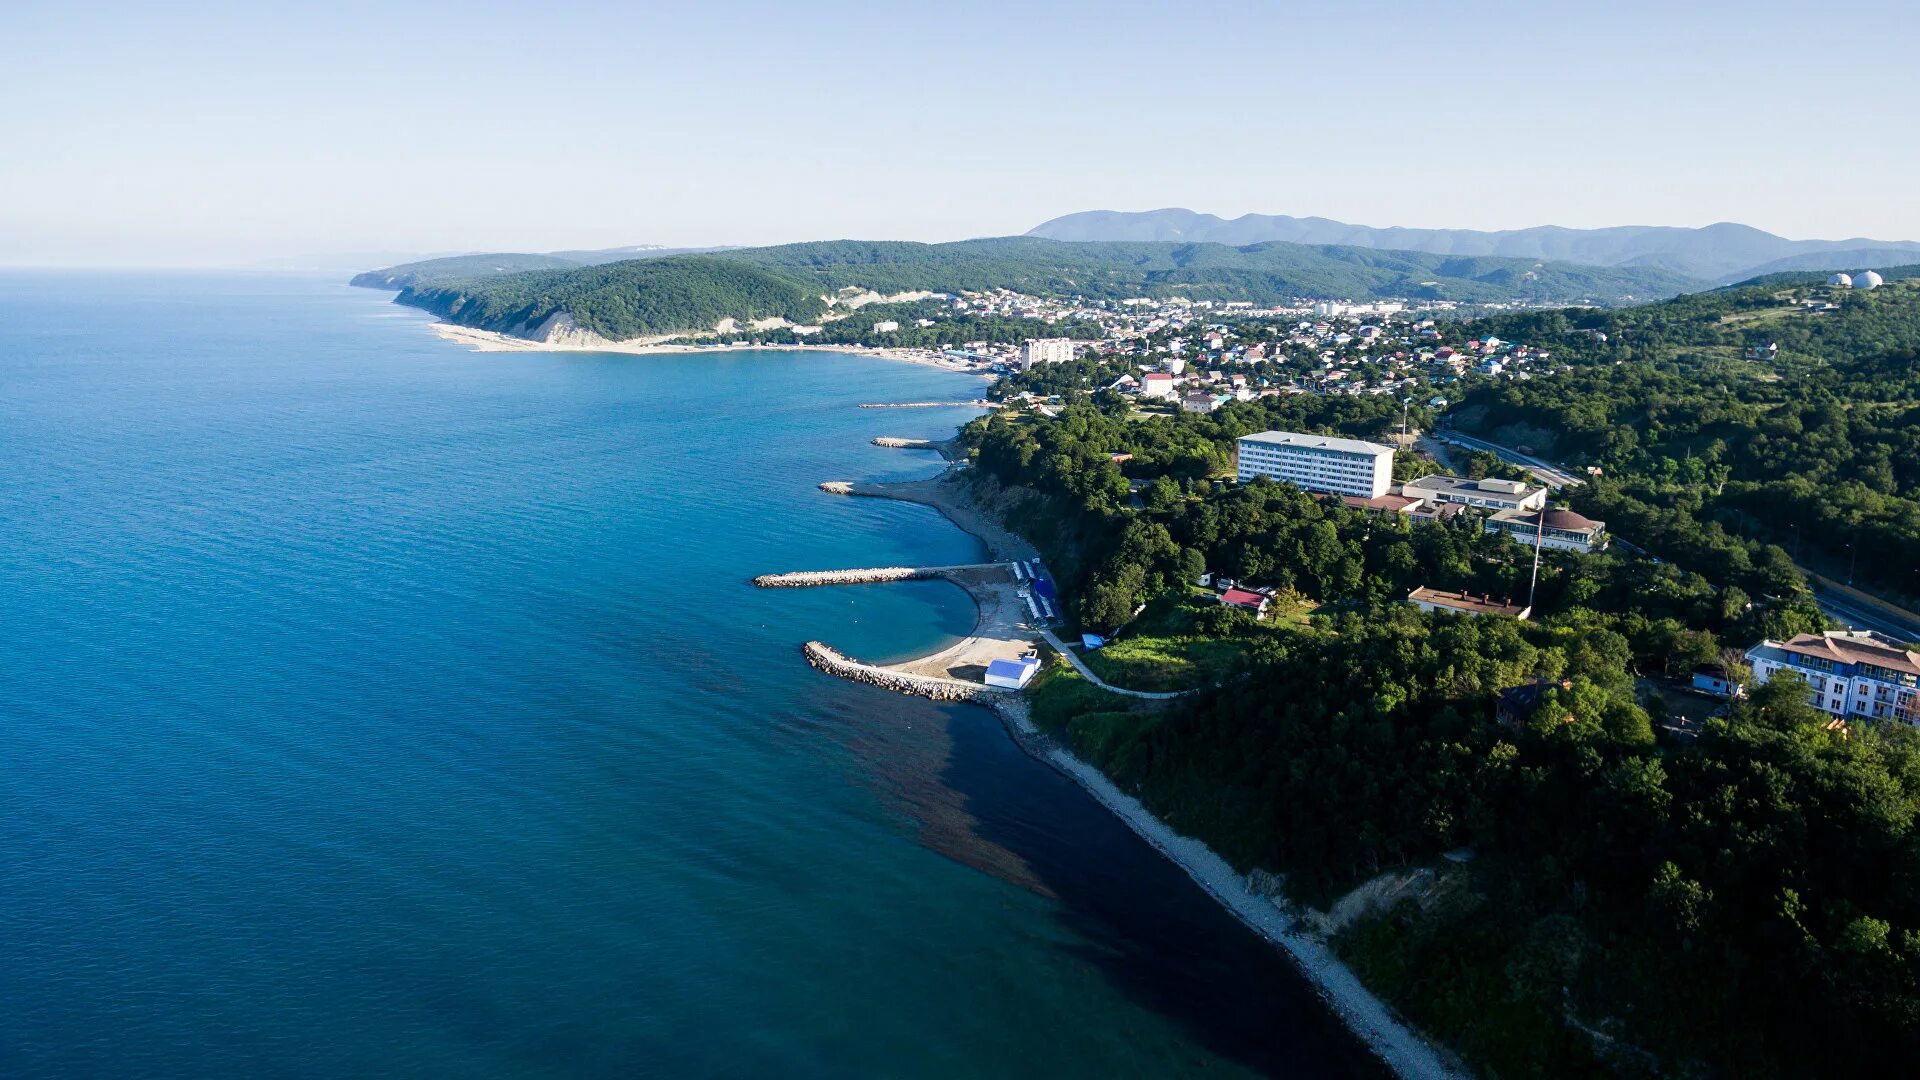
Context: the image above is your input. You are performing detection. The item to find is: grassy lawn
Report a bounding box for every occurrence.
[1027,660,1143,732]
[1079,589,1313,692]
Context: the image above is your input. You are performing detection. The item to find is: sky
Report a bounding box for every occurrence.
[4,0,1919,267]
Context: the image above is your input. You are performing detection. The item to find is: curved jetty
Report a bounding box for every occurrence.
[803,642,995,703]
[858,400,994,409]
[872,437,936,449]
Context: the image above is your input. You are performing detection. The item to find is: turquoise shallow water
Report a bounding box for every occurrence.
[0,273,1379,1078]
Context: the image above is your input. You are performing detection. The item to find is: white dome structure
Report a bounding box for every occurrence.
[1829,273,1853,288]
[1856,270,1885,290]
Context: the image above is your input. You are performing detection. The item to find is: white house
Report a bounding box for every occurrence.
[1746,630,1919,724]
[871,320,900,333]
[1140,372,1179,399]
[1235,431,1396,499]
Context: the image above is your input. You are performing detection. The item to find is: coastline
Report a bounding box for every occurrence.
[849,472,1462,1080]
[426,320,987,375]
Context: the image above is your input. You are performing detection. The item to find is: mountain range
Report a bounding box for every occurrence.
[347,245,729,289]
[1026,209,1920,283]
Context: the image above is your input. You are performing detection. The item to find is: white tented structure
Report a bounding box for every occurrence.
[1829,273,1854,288]
[985,656,1042,690]
[1857,270,1885,290]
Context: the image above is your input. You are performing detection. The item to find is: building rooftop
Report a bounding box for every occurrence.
[1409,587,1530,618]
[1404,474,1542,499]
[1771,631,1920,677]
[1237,430,1395,458]
[1490,506,1605,532]
[1339,493,1422,513]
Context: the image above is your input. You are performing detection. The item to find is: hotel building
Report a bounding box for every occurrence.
[1235,431,1396,499]
[1745,630,1920,725]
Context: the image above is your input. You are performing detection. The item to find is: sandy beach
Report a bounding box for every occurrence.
[427,321,989,375]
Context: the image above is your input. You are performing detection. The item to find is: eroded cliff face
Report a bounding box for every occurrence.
[520,311,616,348]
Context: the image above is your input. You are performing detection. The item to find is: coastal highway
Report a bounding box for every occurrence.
[1435,430,1585,489]
[1813,586,1920,643]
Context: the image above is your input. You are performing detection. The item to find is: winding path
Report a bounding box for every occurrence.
[1038,628,1197,700]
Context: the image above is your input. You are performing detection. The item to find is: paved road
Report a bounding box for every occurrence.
[1814,587,1920,643]
[1436,431,1585,489]
[1039,628,1195,700]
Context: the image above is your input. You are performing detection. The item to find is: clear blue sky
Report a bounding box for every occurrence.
[4,0,1917,266]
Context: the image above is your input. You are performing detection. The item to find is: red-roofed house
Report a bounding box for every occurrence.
[1219,588,1270,619]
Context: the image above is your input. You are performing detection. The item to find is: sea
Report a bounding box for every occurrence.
[0,272,1381,1079]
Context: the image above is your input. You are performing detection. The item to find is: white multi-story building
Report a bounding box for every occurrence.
[871,320,900,333]
[1235,431,1396,499]
[1020,338,1076,369]
[1746,630,1920,725]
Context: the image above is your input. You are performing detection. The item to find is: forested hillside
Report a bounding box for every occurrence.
[366,237,1700,341]
[393,257,827,340]
[960,384,1911,1076]
[347,253,583,290]
[1450,273,1920,599]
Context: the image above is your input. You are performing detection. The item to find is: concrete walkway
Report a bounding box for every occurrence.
[1039,628,1196,700]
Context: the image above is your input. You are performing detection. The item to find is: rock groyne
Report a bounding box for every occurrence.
[803,641,993,703]
[753,563,1002,588]
[872,437,935,449]
[755,567,928,588]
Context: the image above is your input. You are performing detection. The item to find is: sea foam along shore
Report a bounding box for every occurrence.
[851,471,1462,1080]
[425,321,981,374]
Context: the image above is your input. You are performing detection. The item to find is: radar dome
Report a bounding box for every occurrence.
[1857,270,1885,290]
[1829,273,1853,288]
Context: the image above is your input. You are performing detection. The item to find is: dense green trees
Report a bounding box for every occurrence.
[396,257,826,340]
[1045,607,1920,1076]
[986,274,1920,1076]
[387,236,1701,339]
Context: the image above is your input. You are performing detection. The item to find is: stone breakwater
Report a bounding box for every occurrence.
[857,400,994,409]
[872,437,935,449]
[753,563,1001,588]
[802,641,994,703]
[755,567,932,588]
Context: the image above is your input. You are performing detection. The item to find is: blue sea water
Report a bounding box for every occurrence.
[0,273,1380,1078]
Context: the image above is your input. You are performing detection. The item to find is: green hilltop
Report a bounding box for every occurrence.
[360,237,1705,341]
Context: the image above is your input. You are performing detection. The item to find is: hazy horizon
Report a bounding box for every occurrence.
[6,0,1919,268]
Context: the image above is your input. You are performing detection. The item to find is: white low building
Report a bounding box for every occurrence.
[1401,474,1548,513]
[1235,430,1396,499]
[1408,587,1530,620]
[1746,630,1920,724]
[1484,507,1607,553]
